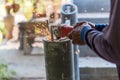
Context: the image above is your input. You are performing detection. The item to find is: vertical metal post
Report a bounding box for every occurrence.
[74,45,80,80]
[61,3,80,80]
[67,0,73,3]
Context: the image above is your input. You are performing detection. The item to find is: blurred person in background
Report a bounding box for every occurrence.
[1,0,20,44]
[4,2,14,42]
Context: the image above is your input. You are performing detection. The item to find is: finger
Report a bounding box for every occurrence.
[72,39,81,44]
[72,38,85,45]
[88,24,95,28]
[68,31,73,39]
[74,22,83,28]
[74,21,87,28]
[72,40,76,44]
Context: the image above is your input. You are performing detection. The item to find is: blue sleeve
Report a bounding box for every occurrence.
[80,24,108,42]
[80,26,92,42]
[95,24,108,31]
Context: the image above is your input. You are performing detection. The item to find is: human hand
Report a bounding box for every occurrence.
[74,21,87,28]
[60,21,87,37]
[88,22,95,28]
[68,22,91,45]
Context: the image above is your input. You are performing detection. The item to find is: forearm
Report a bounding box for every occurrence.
[85,29,120,64]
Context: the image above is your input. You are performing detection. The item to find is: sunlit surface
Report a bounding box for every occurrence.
[0,39,19,50]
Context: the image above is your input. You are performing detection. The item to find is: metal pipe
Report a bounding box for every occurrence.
[74,45,80,80]
[43,39,75,80]
[61,3,80,80]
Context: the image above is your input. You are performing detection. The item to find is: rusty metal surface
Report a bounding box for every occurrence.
[43,39,74,80]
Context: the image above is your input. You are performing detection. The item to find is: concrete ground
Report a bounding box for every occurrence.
[0,39,46,80]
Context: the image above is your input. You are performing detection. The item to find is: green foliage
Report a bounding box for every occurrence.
[0,63,16,80]
[0,22,6,38]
